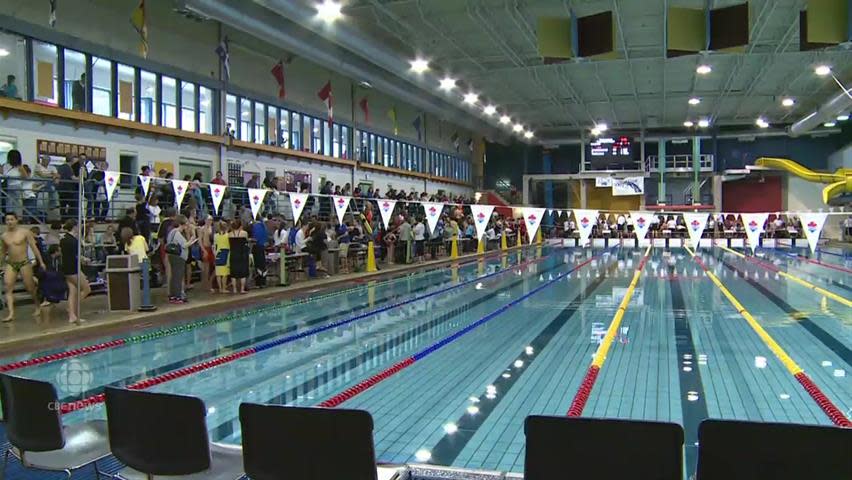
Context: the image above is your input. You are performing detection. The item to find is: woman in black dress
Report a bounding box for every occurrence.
[60,219,90,324]
[228,219,250,294]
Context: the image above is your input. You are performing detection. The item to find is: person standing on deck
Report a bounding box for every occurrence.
[1,213,47,322]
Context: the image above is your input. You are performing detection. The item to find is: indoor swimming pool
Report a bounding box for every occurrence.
[1,245,850,478]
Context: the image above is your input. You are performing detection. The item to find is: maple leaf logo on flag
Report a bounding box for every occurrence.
[580,217,590,228]
[690,219,701,230]
[107,177,114,186]
[476,212,486,223]
[636,217,646,228]
[382,202,390,211]
[428,207,437,216]
[527,214,536,225]
[337,198,345,207]
[294,199,301,206]
[214,188,221,195]
[807,221,818,233]
[748,220,759,232]
[253,195,260,204]
[177,186,183,193]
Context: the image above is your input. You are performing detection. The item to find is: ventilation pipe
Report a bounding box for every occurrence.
[789,88,852,136]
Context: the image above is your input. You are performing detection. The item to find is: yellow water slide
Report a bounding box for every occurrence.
[754,157,852,204]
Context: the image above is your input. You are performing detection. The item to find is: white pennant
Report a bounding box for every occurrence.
[799,212,828,254]
[137,175,151,197]
[522,208,546,244]
[572,209,598,246]
[547,209,554,216]
[682,212,709,249]
[289,192,310,224]
[248,188,266,220]
[557,210,563,218]
[103,171,119,202]
[422,202,444,234]
[377,199,398,230]
[740,213,769,251]
[332,196,351,225]
[470,204,495,240]
[629,211,653,240]
[209,184,226,215]
[172,180,188,207]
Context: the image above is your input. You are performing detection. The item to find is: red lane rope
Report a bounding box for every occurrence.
[566,366,600,417]
[796,256,852,275]
[794,372,852,428]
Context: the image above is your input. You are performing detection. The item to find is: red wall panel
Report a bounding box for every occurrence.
[722,176,782,213]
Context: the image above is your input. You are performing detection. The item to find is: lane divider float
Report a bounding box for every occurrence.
[318,251,614,408]
[689,247,851,428]
[717,244,852,308]
[775,249,852,275]
[59,252,554,413]
[1,246,535,374]
[566,246,651,417]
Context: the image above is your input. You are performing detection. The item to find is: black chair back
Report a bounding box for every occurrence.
[697,419,852,479]
[104,387,211,476]
[240,403,377,480]
[524,415,684,480]
[0,373,65,452]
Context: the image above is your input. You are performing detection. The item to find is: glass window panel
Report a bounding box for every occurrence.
[33,41,59,106]
[340,126,349,159]
[310,117,321,154]
[181,81,196,132]
[323,121,331,156]
[279,108,290,148]
[291,112,302,150]
[0,32,28,101]
[254,102,265,144]
[140,70,157,124]
[199,86,213,134]
[116,64,135,120]
[331,124,340,158]
[225,94,237,136]
[63,49,86,110]
[91,56,111,116]
[240,98,251,141]
[161,75,177,128]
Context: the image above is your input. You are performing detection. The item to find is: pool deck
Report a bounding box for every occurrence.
[0,246,528,356]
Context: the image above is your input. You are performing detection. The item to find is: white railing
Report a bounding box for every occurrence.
[646,154,714,171]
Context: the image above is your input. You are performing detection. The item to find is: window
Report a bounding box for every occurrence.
[225,94,237,136]
[180,81,195,132]
[116,64,135,120]
[161,75,177,128]
[322,120,331,156]
[254,101,265,144]
[291,112,302,150]
[340,126,349,159]
[382,138,389,166]
[0,32,28,101]
[199,86,213,134]
[308,116,319,153]
[33,41,58,105]
[279,108,290,148]
[140,69,157,124]
[91,56,112,116]
[240,98,251,141]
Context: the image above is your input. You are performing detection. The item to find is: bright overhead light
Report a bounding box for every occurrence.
[756,117,769,128]
[823,121,836,127]
[837,114,849,121]
[439,77,456,91]
[814,65,832,76]
[594,122,608,131]
[409,58,429,74]
[781,97,795,107]
[483,105,496,116]
[590,127,601,136]
[512,123,523,132]
[683,121,694,127]
[688,97,701,105]
[499,115,511,124]
[523,131,534,139]
[696,64,712,75]
[0,48,9,57]
[463,92,478,105]
[316,0,343,22]
[698,119,710,128]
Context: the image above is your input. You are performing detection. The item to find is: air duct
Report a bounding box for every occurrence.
[181,0,508,141]
[789,88,852,136]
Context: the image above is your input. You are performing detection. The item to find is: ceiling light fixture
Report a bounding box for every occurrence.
[499,115,511,124]
[438,77,456,91]
[483,105,496,116]
[523,131,534,139]
[316,0,343,23]
[781,97,795,107]
[590,127,601,136]
[756,118,769,128]
[594,122,608,132]
[512,123,524,132]
[815,65,832,76]
[698,119,710,128]
[463,92,478,105]
[837,114,849,121]
[0,48,9,57]
[823,121,836,127]
[688,97,701,105]
[409,58,429,74]
[683,121,694,127]
[696,64,712,75]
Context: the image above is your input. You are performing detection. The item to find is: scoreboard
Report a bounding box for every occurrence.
[588,136,636,170]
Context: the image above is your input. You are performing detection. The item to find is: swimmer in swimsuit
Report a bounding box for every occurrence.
[1,212,46,322]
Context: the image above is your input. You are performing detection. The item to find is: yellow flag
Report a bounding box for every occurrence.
[387,107,398,135]
[130,0,148,58]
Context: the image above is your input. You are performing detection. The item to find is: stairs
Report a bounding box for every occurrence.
[481,190,514,217]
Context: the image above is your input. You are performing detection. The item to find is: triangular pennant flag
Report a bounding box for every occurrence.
[557,210,563,218]
[547,209,554,216]
[209,184,226,216]
[248,188,266,220]
[138,175,151,197]
[104,171,119,202]
[359,96,370,124]
[289,192,309,224]
[317,81,333,126]
[377,199,397,230]
[630,211,653,240]
[271,60,286,99]
[573,209,598,246]
[332,195,351,225]
[172,180,188,207]
[522,208,546,244]
[799,212,828,254]
[740,213,769,251]
[387,107,398,135]
[470,204,495,240]
[422,202,444,234]
[683,212,709,249]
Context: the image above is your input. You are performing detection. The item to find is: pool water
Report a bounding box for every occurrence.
[1,246,849,479]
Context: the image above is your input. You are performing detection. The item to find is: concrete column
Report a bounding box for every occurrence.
[692,136,701,204]
[543,149,554,209]
[658,139,666,205]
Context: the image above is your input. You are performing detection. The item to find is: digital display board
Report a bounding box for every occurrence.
[588,136,636,170]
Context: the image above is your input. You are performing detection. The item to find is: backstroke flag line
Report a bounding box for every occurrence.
[740,213,769,252]
[248,188,267,219]
[572,209,598,246]
[377,199,397,230]
[332,196,351,225]
[683,212,709,249]
[289,192,309,224]
[522,207,546,244]
[172,180,188,208]
[470,204,495,240]
[104,171,119,202]
[422,202,444,234]
[799,212,828,254]
[209,184,225,215]
[630,211,653,240]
